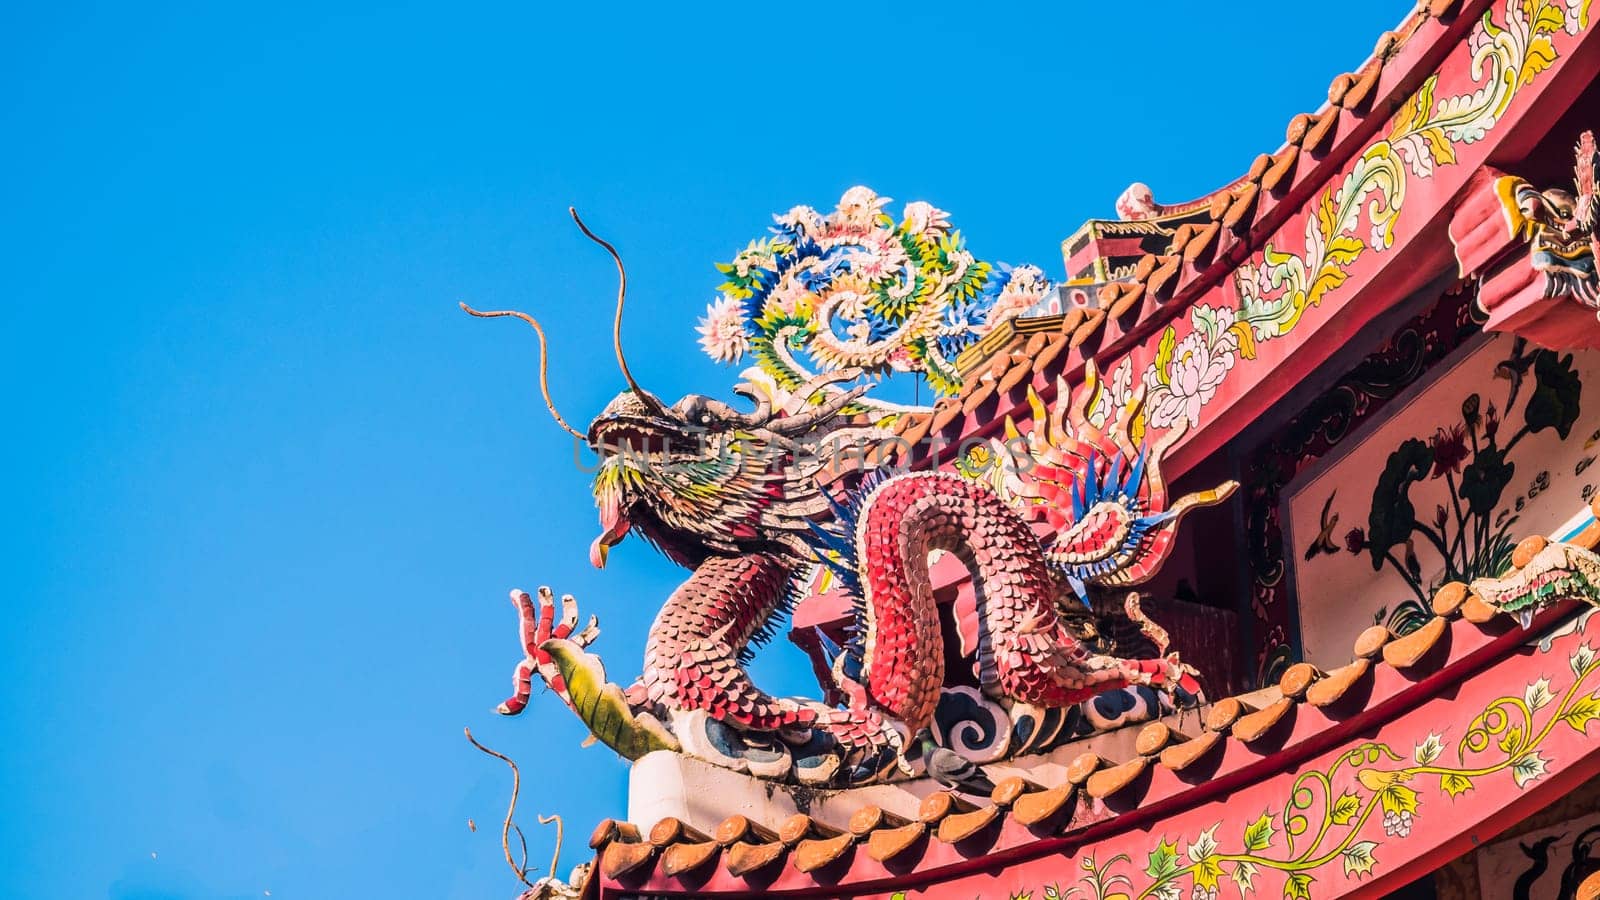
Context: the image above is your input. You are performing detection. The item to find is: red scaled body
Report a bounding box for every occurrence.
[843,472,1187,742]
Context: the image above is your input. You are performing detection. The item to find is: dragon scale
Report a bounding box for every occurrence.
[633,552,816,731]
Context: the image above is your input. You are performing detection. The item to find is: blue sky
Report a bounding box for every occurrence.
[3,3,1406,897]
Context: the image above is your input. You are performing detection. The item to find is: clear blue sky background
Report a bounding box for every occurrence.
[4,3,1406,896]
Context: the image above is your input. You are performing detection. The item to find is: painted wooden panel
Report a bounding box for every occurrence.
[1285,336,1597,667]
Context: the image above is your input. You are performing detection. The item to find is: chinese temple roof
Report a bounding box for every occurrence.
[587,516,1600,894]
[466,0,1600,894]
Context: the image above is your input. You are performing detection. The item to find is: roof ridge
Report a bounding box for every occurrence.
[904,0,1487,437]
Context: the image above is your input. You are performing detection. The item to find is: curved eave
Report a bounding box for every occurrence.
[901,0,1599,484]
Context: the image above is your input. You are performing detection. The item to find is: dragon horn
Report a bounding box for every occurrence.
[460,303,586,439]
[570,207,672,419]
[771,384,869,436]
[729,382,773,427]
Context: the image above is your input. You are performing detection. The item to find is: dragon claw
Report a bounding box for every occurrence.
[498,586,602,715]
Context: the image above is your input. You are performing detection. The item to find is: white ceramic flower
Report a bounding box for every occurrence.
[988,292,1039,327]
[832,186,890,232]
[903,200,951,237]
[697,295,748,363]
[1012,264,1048,289]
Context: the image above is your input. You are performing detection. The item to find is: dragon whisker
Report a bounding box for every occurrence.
[460,303,585,440]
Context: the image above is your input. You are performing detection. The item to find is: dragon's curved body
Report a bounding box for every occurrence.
[818,471,1191,740]
[499,366,1230,782]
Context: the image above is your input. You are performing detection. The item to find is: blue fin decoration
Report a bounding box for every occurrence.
[1066,574,1090,609]
[1125,446,1148,502]
[1105,451,1126,501]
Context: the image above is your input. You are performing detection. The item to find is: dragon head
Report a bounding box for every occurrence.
[585,380,871,569]
[465,207,881,573]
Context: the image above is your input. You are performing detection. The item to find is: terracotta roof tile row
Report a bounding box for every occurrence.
[915,1,1482,461]
[1084,9,1431,312]
[589,499,1600,891]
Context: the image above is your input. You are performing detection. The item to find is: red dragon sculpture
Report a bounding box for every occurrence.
[467,209,1236,785]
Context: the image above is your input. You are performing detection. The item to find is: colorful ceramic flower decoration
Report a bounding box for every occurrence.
[698,186,1052,398]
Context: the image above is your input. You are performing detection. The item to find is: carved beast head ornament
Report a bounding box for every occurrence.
[465,209,883,571]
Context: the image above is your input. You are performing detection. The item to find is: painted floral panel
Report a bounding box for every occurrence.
[1286,335,1596,666]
